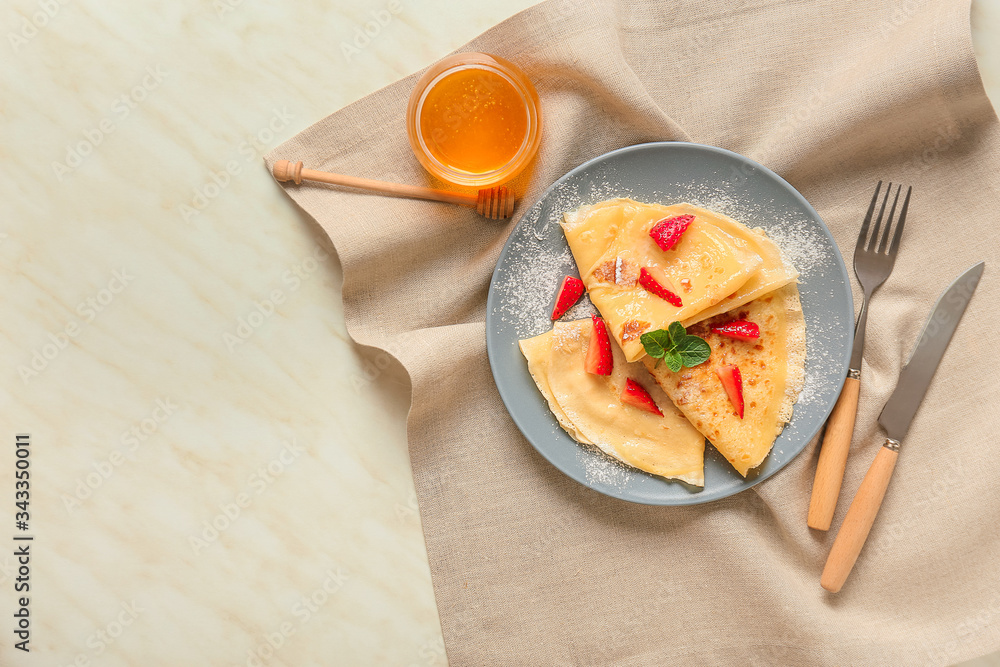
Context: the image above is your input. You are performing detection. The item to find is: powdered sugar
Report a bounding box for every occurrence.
[493,230,576,338]
[563,297,597,321]
[492,174,639,338]
[795,284,849,408]
[577,444,633,491]
[763,222,832,280]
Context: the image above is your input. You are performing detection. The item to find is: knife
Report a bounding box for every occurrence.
[820,261,985,593]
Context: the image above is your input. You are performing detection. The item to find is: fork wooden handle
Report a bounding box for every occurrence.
[807,376,861,530]
[821,444,898,592]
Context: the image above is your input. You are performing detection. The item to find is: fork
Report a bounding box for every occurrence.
[808,181,912,531]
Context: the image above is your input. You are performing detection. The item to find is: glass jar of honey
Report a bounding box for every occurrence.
[406,52,541,188]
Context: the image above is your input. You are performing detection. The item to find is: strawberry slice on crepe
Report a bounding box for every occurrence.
[519,319,705,487]
[561,199,764,362]
[642,285,806,477]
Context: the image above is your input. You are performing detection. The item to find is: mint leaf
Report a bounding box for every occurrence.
[676,336,711,368]
[641,329,672,359]
[663,350,683,372]
[667,321,686,344]
[641,322,711,371]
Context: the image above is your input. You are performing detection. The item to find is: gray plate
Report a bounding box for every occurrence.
[485,142,852,505]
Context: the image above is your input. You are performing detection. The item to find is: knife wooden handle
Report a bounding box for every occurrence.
[821,444,899,593]
[808,376,861,530]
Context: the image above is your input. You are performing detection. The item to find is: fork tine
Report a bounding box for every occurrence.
[866,182,892,251]
[855,181,883,255]
[877,184,901,254]
[887,186,911,257]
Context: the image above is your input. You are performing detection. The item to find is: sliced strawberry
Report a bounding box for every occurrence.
[584,315,613,376]
[716,364,744,419]
[550,275,585,320]
[710,320,760,340]
[649,214,694,252]
[638,267,683,307]
[620,378,663,416]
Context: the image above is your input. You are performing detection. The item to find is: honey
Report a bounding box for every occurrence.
[407,53,541,187]
[419,68,528,175]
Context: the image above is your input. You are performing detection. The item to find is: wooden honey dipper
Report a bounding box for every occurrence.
[272,160,515,219]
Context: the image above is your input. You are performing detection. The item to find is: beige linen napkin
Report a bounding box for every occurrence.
[267,0,1000,663]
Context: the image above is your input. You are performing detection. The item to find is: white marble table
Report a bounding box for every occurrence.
[1,1,997,665]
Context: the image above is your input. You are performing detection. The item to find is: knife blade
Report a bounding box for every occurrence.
[878,261,985,443]
[821,261,985,593]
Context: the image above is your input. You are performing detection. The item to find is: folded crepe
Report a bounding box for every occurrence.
[520,319,705,487]
[561,199,798,362]
[642,284,806,477]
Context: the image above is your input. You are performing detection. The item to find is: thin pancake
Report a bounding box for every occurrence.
[562,199,762,363]
[673,204,799,326]
[519,330,593,445]
[520,320,705,486]
[643,285,806,477]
